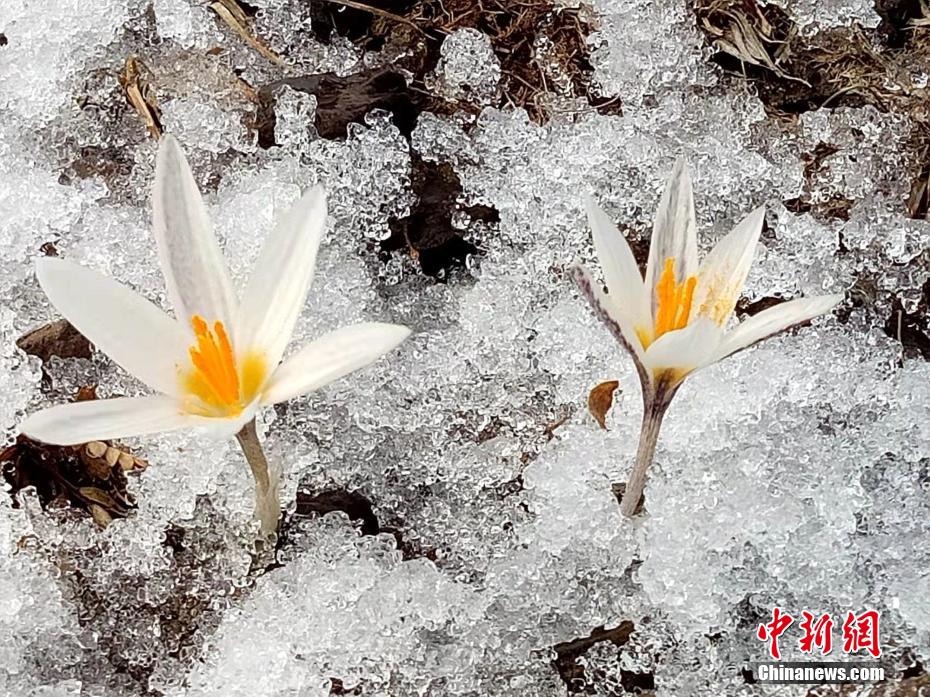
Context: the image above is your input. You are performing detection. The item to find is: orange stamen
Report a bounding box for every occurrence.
[676,276,697,327]
[213,321,239,400]
[185,315,241,411]
[649,256,698,344]
[180,316,269,417]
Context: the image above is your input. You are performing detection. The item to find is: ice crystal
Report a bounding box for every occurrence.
[0,0,928,693]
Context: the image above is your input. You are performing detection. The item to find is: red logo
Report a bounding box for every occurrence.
[756,608,880,660]
[757,607,794,660]
[842,610,881,658]
[798,611,834,655]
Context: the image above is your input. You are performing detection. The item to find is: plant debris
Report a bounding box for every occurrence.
[1,436,144,526]
[693,0,930,224]
[16,319,92,364]
[693,0,909,115]
[306,0,620,124]
[587,379,620,430]
[695,0,802,84]
[119,55,163,140]
[209,0,285,65]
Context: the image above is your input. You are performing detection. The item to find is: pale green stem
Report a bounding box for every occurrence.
[235,418,280,538]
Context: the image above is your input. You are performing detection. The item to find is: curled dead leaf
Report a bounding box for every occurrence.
[119,56,163,140]
[78,442,113,480]
[210,0,285,66]
[89,503,113,528]
[588,380,620,430]
[78,486,121,511]
[74,385,98,402]
[2,435,140,525]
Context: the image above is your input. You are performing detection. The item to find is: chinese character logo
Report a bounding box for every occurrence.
[842,610,881,658]
[755,608,880,660]
[757,608,794,660]
[798,611,834,655]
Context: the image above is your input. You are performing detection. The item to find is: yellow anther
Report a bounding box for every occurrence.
[181,316,269,417]
[648,257,697,345]
[183,315,243,414]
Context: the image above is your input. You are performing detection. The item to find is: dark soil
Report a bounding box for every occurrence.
[303,0,620,123]
[552,621,641,693]
[256,67,421,144]
[17,319,92,365]
[287,484,438,561]
[382,155,498,276]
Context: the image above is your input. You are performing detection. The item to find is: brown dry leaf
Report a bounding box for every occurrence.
[77,440,148,476]
[210,0,285,66]
[78,486,129,517]
[74,385,98,401]
[587,380,620,430]
[84,441,107,459]
[119,56,163,139]
[2,436,139,526]
[696,0,808,85]
[88,504,113,528]
[77,442,114,480]
[118,450,145,471]
[16,319,92,364]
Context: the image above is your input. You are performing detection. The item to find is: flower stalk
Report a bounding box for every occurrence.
[234,419,280,537]
[620,380,676,517]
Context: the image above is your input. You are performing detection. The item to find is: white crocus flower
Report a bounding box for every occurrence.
[573,159,843,517]
[21,135,411,536]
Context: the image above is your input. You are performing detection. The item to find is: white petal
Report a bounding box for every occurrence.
[691,206,765,327]
[645,158,699,316]
[153,135,237,328]
[202,401,261,439]
[711,294,844,363]
[36,257,189,396]
[20,396,200,445]
[235,186,327,374]
[570,265,649,385]
[260,322,410,405]
[585,195,650,331]
[642,318,724,375]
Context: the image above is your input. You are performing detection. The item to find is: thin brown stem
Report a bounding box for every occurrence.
[316,0,428,34]
[619,383,676,517]
[235,419,280,537]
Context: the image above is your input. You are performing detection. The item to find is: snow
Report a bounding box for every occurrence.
[0,0,928,694]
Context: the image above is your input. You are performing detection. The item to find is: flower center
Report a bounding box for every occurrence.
[637,257,697,348]
[182,316,266,417]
